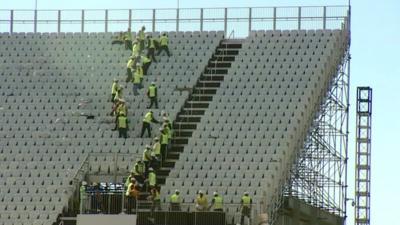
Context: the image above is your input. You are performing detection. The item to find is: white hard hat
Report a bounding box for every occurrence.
[119,99,126,103]
[113,78,118,82]
[198,190,203,194]
[148,167,154,171]
[175,189,180,193]
[244,191,249,195]
[151,81,155,85]
[146,145,151,149]
[213,192,218,196]
[82,181,87,185]
[154,137,159,141]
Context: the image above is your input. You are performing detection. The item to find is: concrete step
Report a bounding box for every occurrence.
[204,67,228,75]
[171,137,189,145]
[184,101,209,108]
[196,81,220,88]
[189,95,213,102]
[176,114,202,123]
[200,75,224,81]
[173,122,197,130]
[192,88,217,95]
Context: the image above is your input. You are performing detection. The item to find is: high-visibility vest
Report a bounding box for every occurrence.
[154,191,160,201]
[164,125,171,139]
[127,59,134,69]
[160,36,168,46]
[138,30,145,40]
[149,38,156,49]
[80,185,87,199]
[143,112,153,123]
[132,44,140,56]
[143,149,152,161]
[125,32,132,41]
[148,172,156,186]
[134,162,145,175]
[148,85,156,97]
[132,73,141,84]
[242,196,251,207]
[213,196,223,209]
[161,133,169,145]
[170,194,180,203]
[114,91,122,101]
[124,175,132,188]
[118,116,127,128]
[117,104,127,115]
[196,195,208,207]
[153,142,161,155]
[111,82,118,94]
[135,67,144,78]
[141,56,151,64]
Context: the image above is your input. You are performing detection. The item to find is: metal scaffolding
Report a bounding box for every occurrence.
[354,87,372,225]
[283,42,350,220]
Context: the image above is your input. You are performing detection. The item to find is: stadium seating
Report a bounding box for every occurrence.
[0,31,223,225]
[161,29,347,222]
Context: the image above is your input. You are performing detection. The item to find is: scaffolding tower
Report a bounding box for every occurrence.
[282,38,350,224]
[354,87,372,225]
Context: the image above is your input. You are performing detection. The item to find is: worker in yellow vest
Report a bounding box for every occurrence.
[147,167,157,190]
[148,187,161,213]
[111,78,119,102]
[137,26,146,51]
[141,55,151,75]
[140,110,160,138]
[135,63,144,89]
[159,127,169,162]
[147,82,158,109]
[133,159,145,184]
[132,41,141,58]
[195,190,208,211]
[124,27,132,50]
[153,137,161,160]
[114,85,123,102]
[126,56,135,82]
[131,65,142,96]
[117,111,129,139]
[240,192,253,225]
[80,181,87,213]
[210,192,224,212]
[157,33,171,57]
[112,98,127,131]
[170,189,181,211]
[146,35,158,63]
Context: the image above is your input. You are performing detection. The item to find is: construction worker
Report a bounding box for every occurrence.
[153,137,161,160]
[240,192,253,225]
[125,178,139,213]
[135,63,143,89]
[117,111,128,139]
[147,82,158,109]
[141,55,151,75]
[148,187,161,213]
[195,190,208,211]
[210,192,224,212]
[170,190,181,211]
[137,26,146,51]
[140,110,159,138]
[163,117,173,140]
[114,85,123,102]
[147,167,157,190]
[157,33,171,57]
[142,145,153,172]
[159,127,169,162]
[126,56,135,82]
[111,78,119,102]
[132,40,141,58]
[112,99,127,131]
[124,172,135,190]
[132,65,142,96]
[146,35,158,62]
[133,159,145,184]
[80,181,87,213]
[124,28,132,50]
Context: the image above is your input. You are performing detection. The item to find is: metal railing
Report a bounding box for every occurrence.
[0,6,349,37]
[81,192,261,225]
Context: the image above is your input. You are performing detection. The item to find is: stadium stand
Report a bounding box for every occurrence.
[0,31,223,225]
[0,27,348,225]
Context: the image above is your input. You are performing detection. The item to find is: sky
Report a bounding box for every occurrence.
[1,0,399,224]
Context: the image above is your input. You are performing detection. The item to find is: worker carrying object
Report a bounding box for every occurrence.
[147,82,158,109]
[195,190,208,211]
[210,192,224,212]
[240,192,253,225]
[111,78,119,102]
[140,110,159,138]
[170,189,181,211]
[157,33,171,57]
